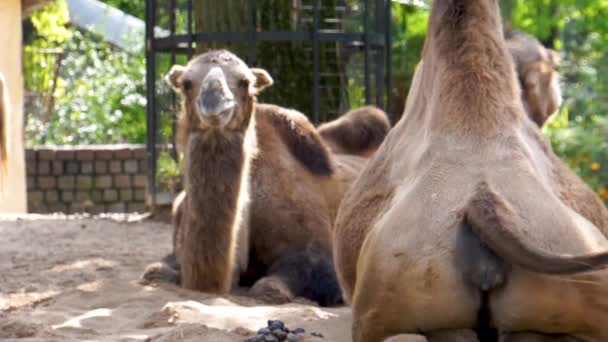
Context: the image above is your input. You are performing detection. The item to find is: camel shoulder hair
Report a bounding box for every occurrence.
[255,103,333,176]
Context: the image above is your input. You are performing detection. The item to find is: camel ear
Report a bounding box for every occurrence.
[250,68,273,94]
[547,49,560,67]
[165,65,186,92]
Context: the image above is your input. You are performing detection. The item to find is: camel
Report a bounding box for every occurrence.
[0,73,8,179]
[142,50,390,307]
[505,27,562,127]
[333,0,608,341]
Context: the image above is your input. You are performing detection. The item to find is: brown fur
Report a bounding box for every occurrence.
[145,50,366,306]
[0,73,8,179]
[333,0,608,341]
[317,106,391,157]
[505,27,562,127]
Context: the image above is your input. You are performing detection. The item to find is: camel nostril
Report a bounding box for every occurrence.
[200,89,222,112]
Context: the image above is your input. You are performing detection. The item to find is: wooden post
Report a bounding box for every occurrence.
[0,0,27,213]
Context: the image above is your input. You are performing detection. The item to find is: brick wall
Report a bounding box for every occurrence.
[26,145,148,214]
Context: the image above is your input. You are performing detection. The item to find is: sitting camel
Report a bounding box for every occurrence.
[333,0,608,341]
[505,26,562,127]
[142,50,389,307]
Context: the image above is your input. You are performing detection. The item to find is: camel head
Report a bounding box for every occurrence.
[506,28,562,126]
[166,50,273,131]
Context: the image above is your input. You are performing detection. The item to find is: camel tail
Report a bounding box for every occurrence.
[466,182,608,275]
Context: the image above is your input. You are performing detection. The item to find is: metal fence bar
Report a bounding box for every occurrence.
[363,0,371,104]
[374,0,385,110]
[187,0,194,59]
[312,0,321,124]
[385,0,393,122]
[145,0,158,206]
[247,0,257,65]
[169,0,178,161]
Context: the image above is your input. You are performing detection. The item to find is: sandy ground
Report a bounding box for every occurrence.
[0,214,353,342]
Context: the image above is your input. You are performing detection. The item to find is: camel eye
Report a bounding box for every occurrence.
[182,79,193,91]
[238,79,249,90]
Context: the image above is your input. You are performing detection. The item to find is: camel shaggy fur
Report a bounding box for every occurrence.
[142,50,383,306]
[333,0,608,341]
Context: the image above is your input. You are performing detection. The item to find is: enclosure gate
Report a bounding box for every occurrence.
[145,0,392,205]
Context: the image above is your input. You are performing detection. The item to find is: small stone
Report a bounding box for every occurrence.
[264,335,278,342]
[272,329,287,341]
[268,320,285,331]
[291,328,305,334]
[311,332,324,338]
[257,328,271,335]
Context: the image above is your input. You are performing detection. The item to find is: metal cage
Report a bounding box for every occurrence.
[144,0,392,204]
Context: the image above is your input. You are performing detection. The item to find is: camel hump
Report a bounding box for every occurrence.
[465,181,608,275]
[259,104,333,176]
[317,106,390,157]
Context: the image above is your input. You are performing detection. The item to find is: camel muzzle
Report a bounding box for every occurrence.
[197,67,236,125]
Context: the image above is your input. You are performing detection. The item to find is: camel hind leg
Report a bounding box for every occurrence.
[250,243,342,306]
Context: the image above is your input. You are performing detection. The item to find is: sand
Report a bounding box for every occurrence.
[0,214,353,342]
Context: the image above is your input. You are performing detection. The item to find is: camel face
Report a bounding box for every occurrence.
[166,50,273,130]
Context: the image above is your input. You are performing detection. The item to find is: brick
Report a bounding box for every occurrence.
[94,161,108,174]
[61,191,74,202]
[29,203,47,214]
[134,189,146,201]
[103,189,119,202]
[114,174,131,188]
[94,175,112,189]
[27,176,36,190]
[81,162,93,174]
[47,203,67,213]
[95,150,114,160]
[52,161,63,176]
[37,161,51,175]
[76,175,93,189]
[57,176,75,190]
[38,176,56,189]
[25,149,36,161]
[26,162,36,176]
[133,148,146,159]
[65,161,79,175]
[75,191,91,202]
[45,190,59,203]
[124,160,138,174]
[138,160,147,172]
[133,175,147,187]
[127,202,147,213]
[56,149,75,160]
[89,204,106,214]
[38,149,56,160]
[28,191,44,204]
[75,150,95,161]
[114,148,132,159]
[91,190,103,202]
[107,202,126,213]
[70,201,92,213]
[109,161,122,174]
[119,189,133,201]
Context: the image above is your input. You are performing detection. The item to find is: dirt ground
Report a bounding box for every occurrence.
[0,214,353,342]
